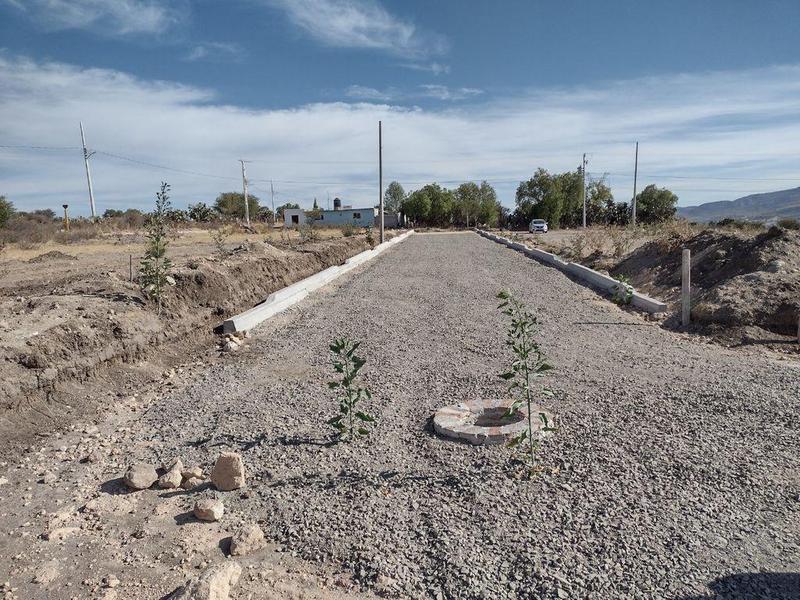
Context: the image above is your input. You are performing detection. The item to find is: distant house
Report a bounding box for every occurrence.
[283,206,377,228]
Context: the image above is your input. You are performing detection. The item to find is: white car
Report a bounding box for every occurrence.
[529,219,548,233]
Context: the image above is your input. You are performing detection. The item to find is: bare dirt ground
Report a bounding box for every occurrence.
[0,232,796,599]
[513,224,800,350]
[0,227,383,455]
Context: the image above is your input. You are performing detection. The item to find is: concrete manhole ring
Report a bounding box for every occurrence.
[433,398,554,446]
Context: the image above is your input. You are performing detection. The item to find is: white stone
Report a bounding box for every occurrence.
[194,499,224,522]
[158,468,183,489]
[211,453,245,491]
[170,561,241,600]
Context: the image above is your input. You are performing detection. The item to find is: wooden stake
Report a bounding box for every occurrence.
[681,248,691,327]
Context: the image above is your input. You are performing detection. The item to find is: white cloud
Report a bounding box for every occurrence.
[268,0,447,58]
[418,85,483,101]
[400,62,450,76]
[3,0,179,35]
[185,42,245,63]
[345,84,483,102]
[2,54,800,216]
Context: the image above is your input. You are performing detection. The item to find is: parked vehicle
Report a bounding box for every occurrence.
[529,219,549,233]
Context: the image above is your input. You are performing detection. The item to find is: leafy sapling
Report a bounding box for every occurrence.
[327,337,376,441]
[497,290,557,467]
[140,182,175,314]
[612,274,634,305]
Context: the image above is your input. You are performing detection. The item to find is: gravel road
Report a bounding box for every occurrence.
[135,232,799,598]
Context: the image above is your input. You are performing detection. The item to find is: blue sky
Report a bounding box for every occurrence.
[1,0,800,215]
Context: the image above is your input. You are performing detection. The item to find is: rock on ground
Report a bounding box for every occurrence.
[194,499,224,522]
[122,463,158,490]
[168,561,241,600]
[229,524,264,556]
[210,452,245,491]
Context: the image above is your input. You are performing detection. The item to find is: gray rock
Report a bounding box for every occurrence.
[123,463,158,490]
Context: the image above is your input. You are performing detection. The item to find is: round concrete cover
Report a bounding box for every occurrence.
[433,398,554,446]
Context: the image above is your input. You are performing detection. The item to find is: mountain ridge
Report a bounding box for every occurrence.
[678,186,800,222]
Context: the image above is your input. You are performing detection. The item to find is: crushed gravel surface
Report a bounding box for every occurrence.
[136,232,800,599]
[4,232,794,599]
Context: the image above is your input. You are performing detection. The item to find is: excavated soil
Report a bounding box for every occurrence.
[0,231,388,456]
[610,226,800,341]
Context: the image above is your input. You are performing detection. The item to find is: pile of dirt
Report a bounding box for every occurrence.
[28,250,79,263]
[0,233,387,454]
[611,226,800,336]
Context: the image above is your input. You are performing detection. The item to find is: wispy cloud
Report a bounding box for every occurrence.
[3,0,180,35]
[268,0,447,58]
[184,42,245,63]
[400,62,450,76]
[345,84,483,102]
[2,54,800,215]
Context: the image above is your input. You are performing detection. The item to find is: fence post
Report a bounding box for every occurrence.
[681,248,691,327]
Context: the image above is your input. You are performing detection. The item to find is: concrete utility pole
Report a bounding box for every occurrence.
[681,248,691,327]
[239,160,250,226]
[632,141,639,226]
[581,153,588,228]
[378,120,384,243]
[79,122,97,219]
[270,179,276,224]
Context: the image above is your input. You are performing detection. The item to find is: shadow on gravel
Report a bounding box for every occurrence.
[187,432,269,451]
[173,510,198,526]
[99,477,134,496]
[678,572,800,600]
[275,435,336,448]
[571,321,651,326]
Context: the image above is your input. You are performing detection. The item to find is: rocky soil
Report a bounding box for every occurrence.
[0,232,797,599]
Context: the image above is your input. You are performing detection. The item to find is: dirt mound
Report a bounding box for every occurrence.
[28,250,78,263]
[612,226,800,335]
[0,233,387,454]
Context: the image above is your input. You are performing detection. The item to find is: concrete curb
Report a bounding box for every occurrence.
[221,231,415,333]
[475,229,667,314]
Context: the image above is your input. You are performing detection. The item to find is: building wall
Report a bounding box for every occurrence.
[283,208,306,227]
[314,208,376,227]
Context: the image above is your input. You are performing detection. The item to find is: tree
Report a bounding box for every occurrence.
[402,190,431,224]
[477,181,500,227]
[276,202,300,219]
[585,179,614,225]
[636,184,678,224]
[140,182,174,315]
[188,202,215,222]
[103,209,124,219]
[0,196,13,228]
[515,169,565,228]
[424,184,454,226]
[384,181,406,215]
[214,192,260,220]
[453,182,481,227]
[312,197,319,211]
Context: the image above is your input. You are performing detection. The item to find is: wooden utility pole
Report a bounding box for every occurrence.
[632,141,639,226]
[581,153,588,228]
[681,248,691,327]
[239,160,250,226]
[62,204,70,232]
[79,122,97,219]
[378,121,384,243]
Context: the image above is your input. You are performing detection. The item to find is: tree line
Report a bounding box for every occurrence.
[512,167,678,228]
[384,180,504,228]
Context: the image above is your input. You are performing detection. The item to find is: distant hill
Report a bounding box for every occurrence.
[678,187,800,223]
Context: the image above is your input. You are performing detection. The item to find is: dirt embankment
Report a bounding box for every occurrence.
[610,226,800,338]
[0,232,385,452]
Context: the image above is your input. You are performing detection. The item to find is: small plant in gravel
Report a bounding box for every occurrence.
[497,290,556,467]
[327,337,376,441]
[365,225,375,248]
[140,182,175,315]
[612,274,634,305]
